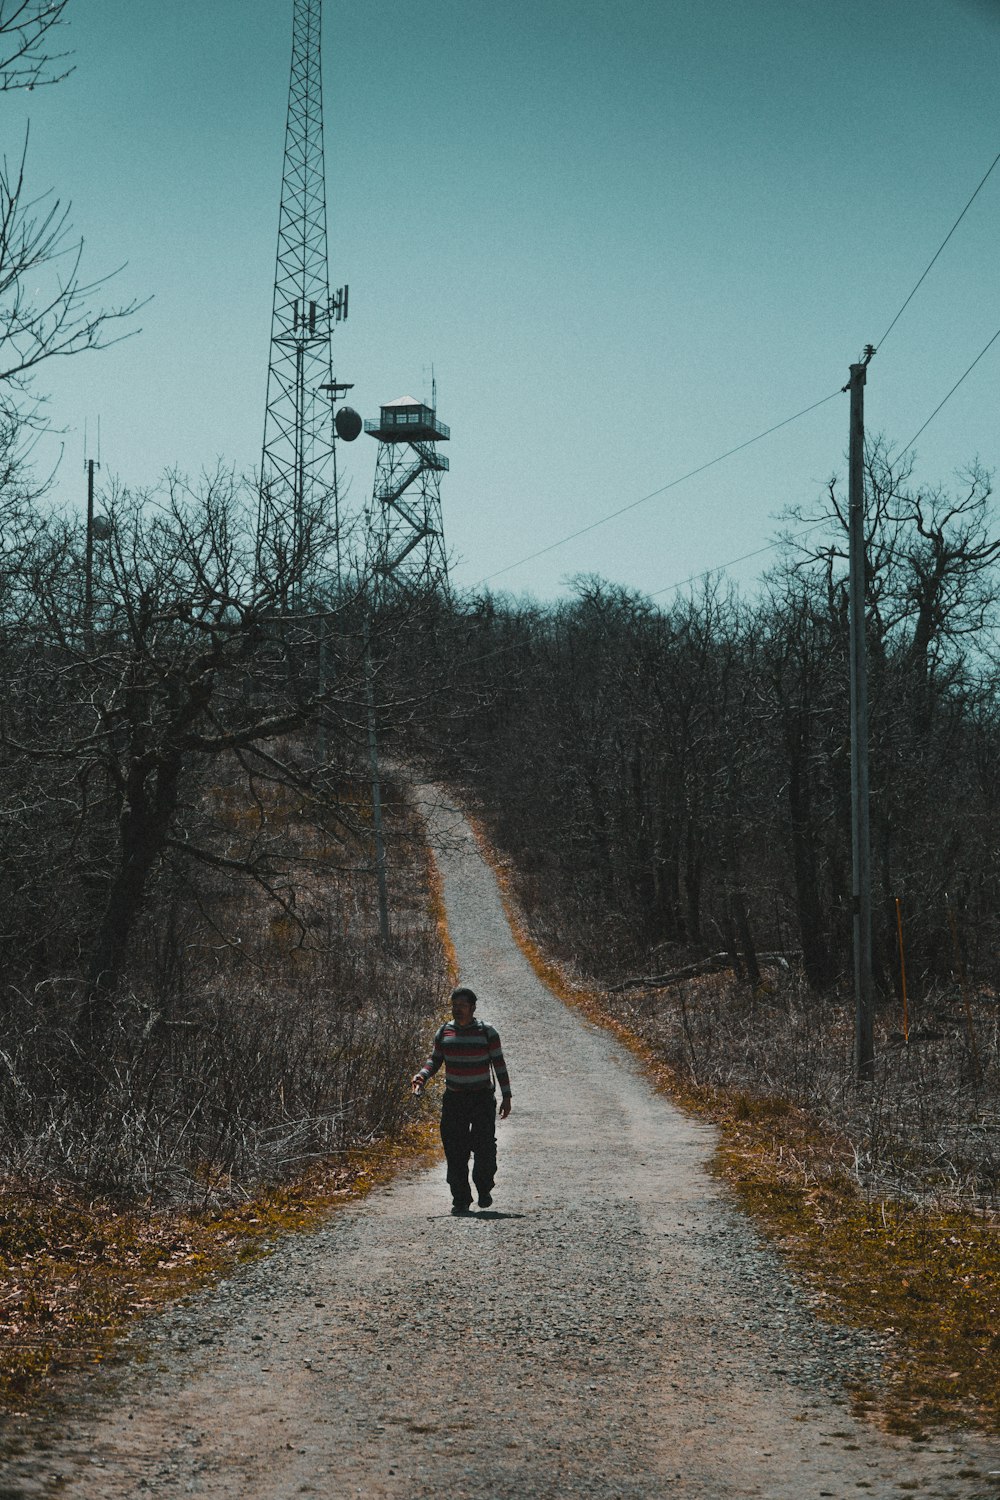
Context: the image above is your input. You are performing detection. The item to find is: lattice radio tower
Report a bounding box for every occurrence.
[363,383,450,596]
[259,0,351,594]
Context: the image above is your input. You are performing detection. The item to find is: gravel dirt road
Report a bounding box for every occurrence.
[3,789,999,1498]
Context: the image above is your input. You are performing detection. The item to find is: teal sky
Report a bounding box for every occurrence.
[8,0,1000,602]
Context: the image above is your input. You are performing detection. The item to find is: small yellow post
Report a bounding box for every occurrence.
[895,897,909,1043]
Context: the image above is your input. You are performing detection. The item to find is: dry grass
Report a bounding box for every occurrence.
[0,1113,441,1406]
[0,771,446,1201]
[471,812,1000,1436]
[713,1098,1000,1434]
[424,825,460,989]
[0,765,450,1407]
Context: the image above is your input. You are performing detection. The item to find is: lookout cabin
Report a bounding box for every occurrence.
[364,395,450,444]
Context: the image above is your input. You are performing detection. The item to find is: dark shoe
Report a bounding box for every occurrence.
[451,1203,471,1215]
[477,1192,493,1208]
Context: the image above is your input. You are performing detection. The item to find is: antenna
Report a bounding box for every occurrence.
[259,0,348,600]
[83,416,101,476]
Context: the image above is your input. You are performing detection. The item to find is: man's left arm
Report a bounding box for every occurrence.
[488,1029,512,1119]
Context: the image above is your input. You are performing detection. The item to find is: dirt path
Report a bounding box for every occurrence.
[3,790,999,1498]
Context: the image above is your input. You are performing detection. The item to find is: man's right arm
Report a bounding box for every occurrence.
[411,1028,444,1092]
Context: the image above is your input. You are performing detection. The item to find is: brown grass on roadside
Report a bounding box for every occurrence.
[468,812,1000,1437]
[714,1098,1000,1434]
[0,767,450,1408]
[424,837,460,988]
[0,1113,441,1406]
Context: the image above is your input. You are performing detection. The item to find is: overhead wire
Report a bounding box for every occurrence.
[474,387,843,587]
[649,521,833,601]
[472,143,1000,595]
[900,322,1000,452]
[649,315,1000,602]
[638,311,1000,604]
[874,146,1000,351]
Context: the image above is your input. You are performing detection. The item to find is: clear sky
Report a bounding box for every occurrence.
[7,0,1000,604]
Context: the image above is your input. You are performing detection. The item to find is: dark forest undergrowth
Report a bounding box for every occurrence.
[467,804,1000,1438]
[0,773,451,1407]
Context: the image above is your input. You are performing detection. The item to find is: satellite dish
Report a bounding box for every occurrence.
[91,515,112,541]
[335,406,362,442]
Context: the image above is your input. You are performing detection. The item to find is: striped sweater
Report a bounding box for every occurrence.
[416,1019,512,1097]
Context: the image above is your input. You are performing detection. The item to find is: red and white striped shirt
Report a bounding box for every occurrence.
[416,1020,512,1097]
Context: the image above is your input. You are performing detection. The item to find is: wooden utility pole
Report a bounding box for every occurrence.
[362,615,391,946]
[848,352,875,1081]
[84,457,96,647]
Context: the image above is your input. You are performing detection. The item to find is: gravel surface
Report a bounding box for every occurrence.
[2,788,999,1498]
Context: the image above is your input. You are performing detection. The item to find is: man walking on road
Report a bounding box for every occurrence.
[412,986,512,1214]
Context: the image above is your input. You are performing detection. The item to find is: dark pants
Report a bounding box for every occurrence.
[440,1089,497,1207]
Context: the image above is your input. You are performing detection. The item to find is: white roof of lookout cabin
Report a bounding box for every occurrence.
[383,395,424,408]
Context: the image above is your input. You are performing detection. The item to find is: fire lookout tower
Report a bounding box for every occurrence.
[364,395,450,592]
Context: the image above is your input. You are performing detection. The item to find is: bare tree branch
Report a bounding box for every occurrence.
[0,0,72,92]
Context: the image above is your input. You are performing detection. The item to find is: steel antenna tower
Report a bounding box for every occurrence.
[259,0,348,595]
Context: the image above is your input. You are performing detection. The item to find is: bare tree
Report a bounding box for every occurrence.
[0,135,142,422]
[782,438,999,689]
[435,441,1000,998]
[0,1,142,444]
[0,1,72,92]
[0,470,376,1036]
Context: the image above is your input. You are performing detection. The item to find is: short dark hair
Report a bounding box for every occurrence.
[450,986,478,1010]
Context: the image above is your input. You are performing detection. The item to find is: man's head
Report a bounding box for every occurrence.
[450,986,478,1026]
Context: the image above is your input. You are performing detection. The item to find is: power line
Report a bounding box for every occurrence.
[650,318,1000,601]
[876,146,1000,351]
[475,147,999,593]
[648,521,830,601]
[477,312,999,600]
[901,322,1000,451]
[649,539,784,599]
[475,388,843,587]
[478,315,999,601]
